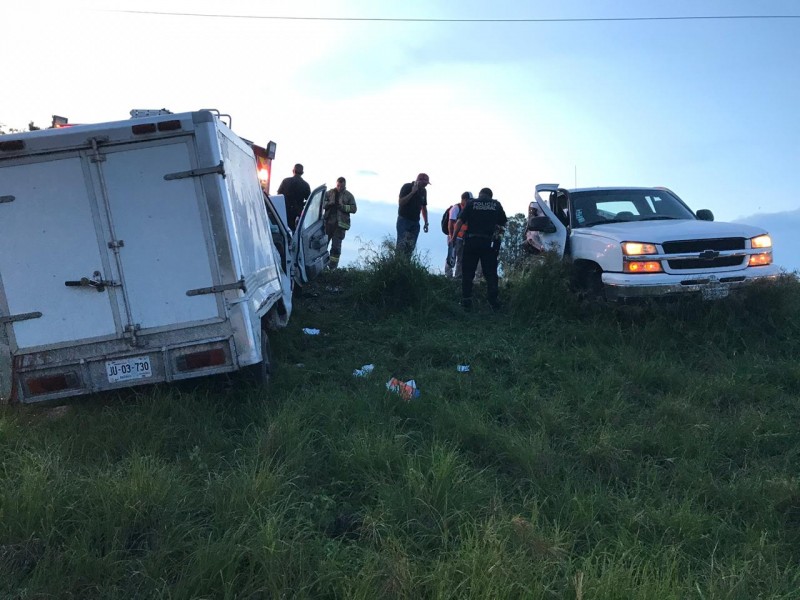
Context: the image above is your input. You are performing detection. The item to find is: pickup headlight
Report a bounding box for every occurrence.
[750,234,772,249]
[622,242,662,273]
[621,242,657,256]
[749,235,773,266]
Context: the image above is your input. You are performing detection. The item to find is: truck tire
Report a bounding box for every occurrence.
[574,263,606,302]
[243,328,273,386]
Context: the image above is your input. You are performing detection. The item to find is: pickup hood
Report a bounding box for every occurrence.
[581,219,769,243]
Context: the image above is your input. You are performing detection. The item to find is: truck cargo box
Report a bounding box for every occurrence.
[0,109,328,403]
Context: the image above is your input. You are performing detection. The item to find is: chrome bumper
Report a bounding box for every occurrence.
[602,265,782,300]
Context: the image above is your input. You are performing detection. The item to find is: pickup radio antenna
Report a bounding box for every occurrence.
[574,165,577,188]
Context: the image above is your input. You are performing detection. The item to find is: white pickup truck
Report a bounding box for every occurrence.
[526,183,780,300]
[0,109,329,404]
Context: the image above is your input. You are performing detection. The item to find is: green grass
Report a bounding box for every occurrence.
[2,253,800,599]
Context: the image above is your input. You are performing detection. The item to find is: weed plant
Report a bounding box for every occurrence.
[1,263,799,598]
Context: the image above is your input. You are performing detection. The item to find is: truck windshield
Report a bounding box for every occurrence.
[571,189,696,228]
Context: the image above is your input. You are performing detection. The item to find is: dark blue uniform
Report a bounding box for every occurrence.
[457,190,507,309]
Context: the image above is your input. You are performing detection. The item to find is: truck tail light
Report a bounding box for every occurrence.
[0,140,25,152]
[131,123,157,135]
[749,253,773,266]
[174,348,228,372]
[26,372,80,395]
[157,120,182,132]
[624,261,663,273]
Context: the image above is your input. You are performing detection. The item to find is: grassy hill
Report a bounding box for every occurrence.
[2,252,800,599]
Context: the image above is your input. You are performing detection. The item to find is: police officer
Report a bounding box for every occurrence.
[452,187,507,311]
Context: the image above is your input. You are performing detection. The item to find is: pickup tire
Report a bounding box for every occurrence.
[573,262,606,302]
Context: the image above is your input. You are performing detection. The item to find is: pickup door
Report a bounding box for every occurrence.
[534,183,569,257]
[292,184,329,283]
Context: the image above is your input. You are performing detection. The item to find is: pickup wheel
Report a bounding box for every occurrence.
[574,263,606,302]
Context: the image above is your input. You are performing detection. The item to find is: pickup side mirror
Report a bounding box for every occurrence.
[527,215,557,233]
[696,209,714,222]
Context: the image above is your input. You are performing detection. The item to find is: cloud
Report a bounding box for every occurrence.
[735,209,800,273]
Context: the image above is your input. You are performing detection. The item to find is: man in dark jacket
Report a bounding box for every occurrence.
[277,163,311,228]
[452,187,507,310]
[396,173,430,256]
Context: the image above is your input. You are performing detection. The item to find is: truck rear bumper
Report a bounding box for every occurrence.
[602,265,782,300]
[9,328,241,404]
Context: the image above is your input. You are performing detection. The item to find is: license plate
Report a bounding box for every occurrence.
[106,355,153,383]
[701,281,730,300]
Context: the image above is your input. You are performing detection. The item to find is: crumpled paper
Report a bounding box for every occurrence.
[386,377,420,400]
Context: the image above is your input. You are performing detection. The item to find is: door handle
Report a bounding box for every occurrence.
[65,271,119,293]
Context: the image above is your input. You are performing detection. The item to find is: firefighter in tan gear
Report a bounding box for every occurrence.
[323,177,357,269]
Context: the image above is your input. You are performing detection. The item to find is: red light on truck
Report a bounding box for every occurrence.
[26,372,80,395]
[157,120,182,132]
[132,123,157,135]
[175,348,227,372]
[624,261,663,273]
[749,253,773,266]
[0,140,25,152]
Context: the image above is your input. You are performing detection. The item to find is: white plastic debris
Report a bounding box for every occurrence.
[353,364,375,377]
[457,365,470,373]
[302,328,321,335]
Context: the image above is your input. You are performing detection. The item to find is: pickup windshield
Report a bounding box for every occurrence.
[571,189,696,228]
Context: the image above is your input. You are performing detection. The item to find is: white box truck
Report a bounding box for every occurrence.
[0,109,329,403]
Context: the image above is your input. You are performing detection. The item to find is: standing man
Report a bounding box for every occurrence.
[323,177,357,270]
[277,163,311,229]
[446,191,472,278]
[453,187,507,311]
[396,173,430,256]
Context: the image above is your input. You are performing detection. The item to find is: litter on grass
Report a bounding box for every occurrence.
[353,364,375,377]
[386,377,420,401]
[457,364,470,373]
[302,328,321,335]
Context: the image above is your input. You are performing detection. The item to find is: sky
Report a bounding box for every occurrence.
[2,0,799,272]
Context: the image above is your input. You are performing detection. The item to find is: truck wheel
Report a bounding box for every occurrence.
[575,264,605,302]
[243,329,273,386]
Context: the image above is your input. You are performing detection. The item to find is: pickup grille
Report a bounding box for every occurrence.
[667,256,746,270]
[662,238,745,253]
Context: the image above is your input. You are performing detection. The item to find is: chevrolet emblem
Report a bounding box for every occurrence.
[698,250,720,260]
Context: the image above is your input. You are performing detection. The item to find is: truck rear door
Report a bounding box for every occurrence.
[0,154,119,349]
[292,184,329,283]
[0,131,221,355]
[99,140,219,330]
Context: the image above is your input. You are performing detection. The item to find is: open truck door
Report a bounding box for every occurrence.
[530,183,568,257]
[292,184,329,284]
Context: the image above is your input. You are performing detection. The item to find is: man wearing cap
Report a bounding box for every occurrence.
[396,173,430,257]
[277,163,311,229]
[452,187,507,311]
